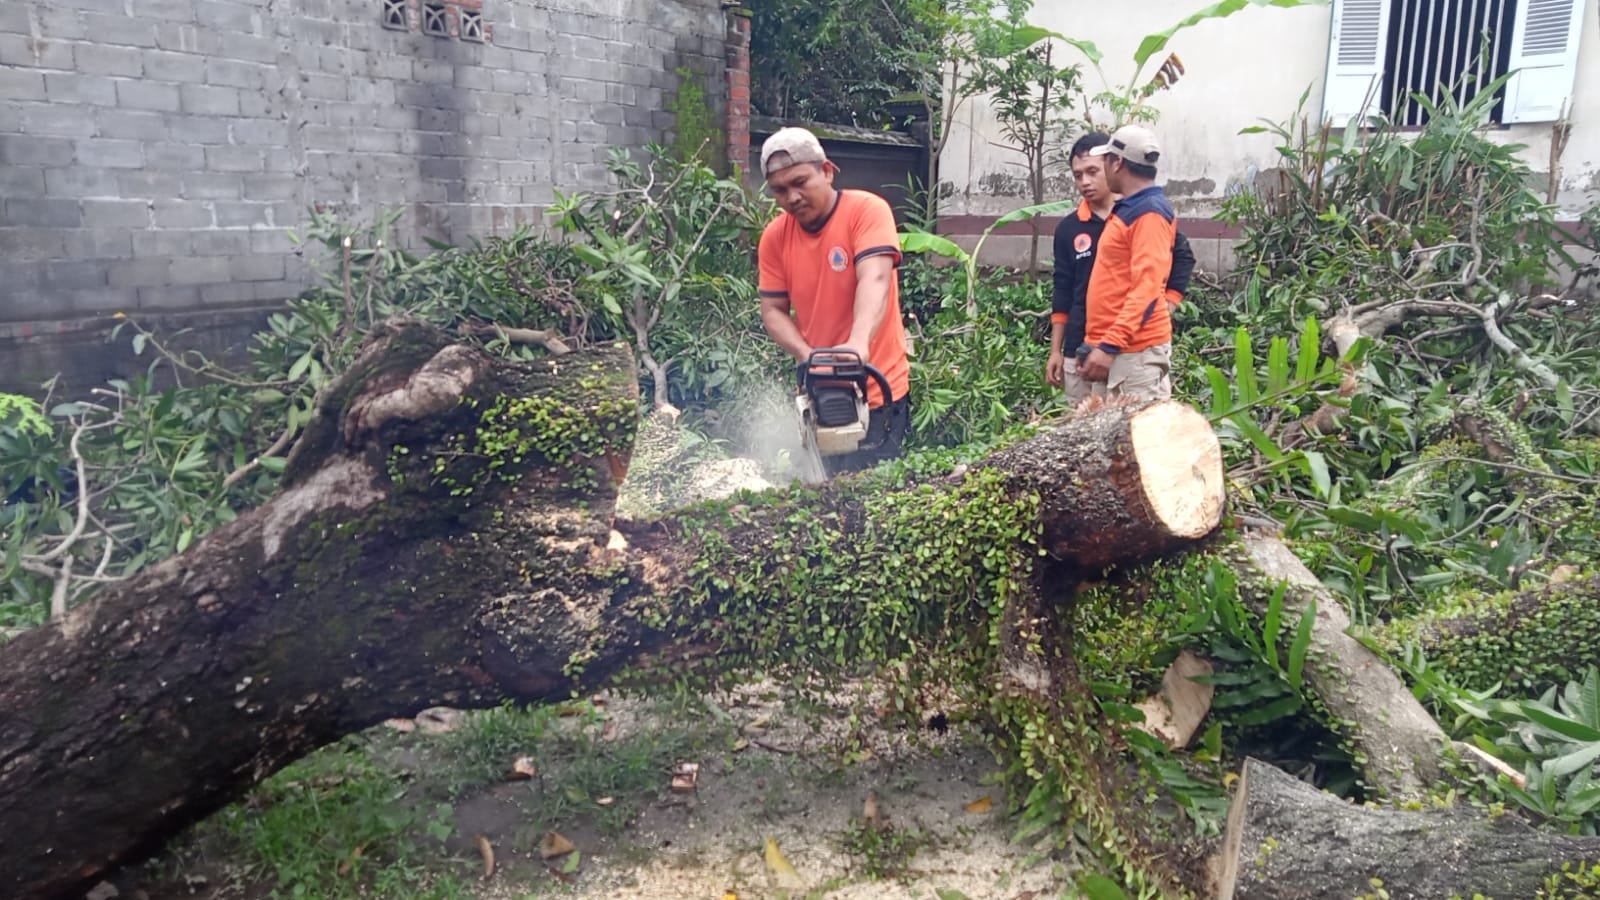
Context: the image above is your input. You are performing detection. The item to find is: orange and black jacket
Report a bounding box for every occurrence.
[1081,186,1186,355]
[1052,199,1193,357]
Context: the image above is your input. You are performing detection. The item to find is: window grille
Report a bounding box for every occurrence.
[380,0,408,30]
[461,9,485,42]
[422,3,449,37]
[1381,0,1517,125]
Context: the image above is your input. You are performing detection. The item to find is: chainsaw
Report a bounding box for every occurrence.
[796,348,892,457]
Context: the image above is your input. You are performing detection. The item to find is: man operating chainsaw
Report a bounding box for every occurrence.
[757,127,911,476]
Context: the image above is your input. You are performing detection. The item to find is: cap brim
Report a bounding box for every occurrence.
[1087,145,1114,157]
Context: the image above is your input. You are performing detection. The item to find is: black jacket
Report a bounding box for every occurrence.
[1051,200,1196,354]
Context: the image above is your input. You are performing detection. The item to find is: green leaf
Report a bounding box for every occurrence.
[1562,667,1600,728]
[1233,693,1303,726]
[1542,741,1600,779]
[560,849,582,874]
[1288,599,1316,691]
[1295,317,1322,382]
[1078,874,1130,900]
[1205,366,1234,417]
[1566,784,1600,817]
[259,456,287,474]
[1266,336,1290,394]
[287,352,312,382]
[1000,25,1061,53]
[1301,450,1332,499]
[935,891,974,900]
[989,199,1082,231]
[570,244,607,269]
[1133,0,1330,68]
[899,231,970,263]
[1523,702,1600,743]
[132,333,147,356]
[1233,327,1259,405]
[1262,583,1284,673]
[1556,380,1574,425]
[1057,37,1105,65]
[1228,412,1284,462]
[1212,679,1292,708]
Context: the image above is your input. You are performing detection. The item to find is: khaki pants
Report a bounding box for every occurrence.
[1061,357,1093,406]
[1090,342,1171,401]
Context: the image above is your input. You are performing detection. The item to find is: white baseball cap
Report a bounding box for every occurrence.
[760,127,829,176]
[1090,124,1161,166]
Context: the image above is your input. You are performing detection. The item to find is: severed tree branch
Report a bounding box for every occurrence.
[463,323,573,356]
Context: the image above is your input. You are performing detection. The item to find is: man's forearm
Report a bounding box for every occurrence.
[847,259,892,349]
[1050,321,1066,355]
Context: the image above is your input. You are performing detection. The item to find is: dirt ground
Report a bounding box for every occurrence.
[474,739,1068,900]
[112,685,1073,900]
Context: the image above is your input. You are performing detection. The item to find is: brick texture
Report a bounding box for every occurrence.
[1,0,728,323]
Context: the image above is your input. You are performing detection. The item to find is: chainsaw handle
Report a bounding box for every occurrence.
[800,347,894,453]
[800,348,892,406]
[855,361,894,452]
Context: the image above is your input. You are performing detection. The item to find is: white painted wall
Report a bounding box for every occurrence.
[939,0,1600,221]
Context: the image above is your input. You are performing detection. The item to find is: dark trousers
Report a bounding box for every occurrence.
[823,395,910,476]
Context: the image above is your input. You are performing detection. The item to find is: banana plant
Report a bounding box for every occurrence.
[1059,0,1331,127]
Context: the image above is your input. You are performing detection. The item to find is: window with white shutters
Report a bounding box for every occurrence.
[1322,0,1587,126]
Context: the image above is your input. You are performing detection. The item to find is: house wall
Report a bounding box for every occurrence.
[938,0,1600,269]
[0,0,727,326]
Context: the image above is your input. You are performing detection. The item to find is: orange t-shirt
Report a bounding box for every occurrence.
[1084,186,1177,354]
[758,190,909,408]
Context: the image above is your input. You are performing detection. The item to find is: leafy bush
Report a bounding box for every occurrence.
[0,146,781,631]
[906,264,1060,448]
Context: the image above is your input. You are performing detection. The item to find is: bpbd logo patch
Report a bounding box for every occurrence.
[1073,233,1093,254]
[829,246,848,272]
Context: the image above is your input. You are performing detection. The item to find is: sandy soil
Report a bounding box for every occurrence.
[112,685,1071,900]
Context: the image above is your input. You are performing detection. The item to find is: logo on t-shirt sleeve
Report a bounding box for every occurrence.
[828,246,848,272]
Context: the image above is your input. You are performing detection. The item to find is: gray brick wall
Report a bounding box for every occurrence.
[0,0,727,323]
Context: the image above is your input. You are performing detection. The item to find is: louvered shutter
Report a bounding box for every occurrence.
[1503,0,1588,123]
[1322,0,1394,126]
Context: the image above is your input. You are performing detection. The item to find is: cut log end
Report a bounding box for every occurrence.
[1129,401,1225,540]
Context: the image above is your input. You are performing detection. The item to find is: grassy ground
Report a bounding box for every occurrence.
[112,682,1072,900]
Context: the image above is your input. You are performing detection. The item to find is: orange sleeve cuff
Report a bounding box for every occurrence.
[1051,312,1068,325]
[1164,289,1183,304]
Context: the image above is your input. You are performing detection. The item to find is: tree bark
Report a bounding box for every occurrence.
[1235,534,1449,799]
[1378,571,1600,694]
[0,321,1226,899]
[1217,757,1600,900]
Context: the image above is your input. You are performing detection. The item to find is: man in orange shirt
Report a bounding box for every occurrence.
[1048,131,1195,406]
[757,127,911,475]
[1080,124,1178,400]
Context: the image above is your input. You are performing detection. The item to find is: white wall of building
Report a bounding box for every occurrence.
[938,0,1599,224]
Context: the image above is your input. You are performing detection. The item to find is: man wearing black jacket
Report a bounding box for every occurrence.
[1048,132,1196,404]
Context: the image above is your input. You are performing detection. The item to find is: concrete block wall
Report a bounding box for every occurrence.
[0,0,726,325]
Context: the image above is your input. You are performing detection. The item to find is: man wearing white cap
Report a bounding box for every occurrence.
[756,126,911,474]
[1079,124,1178,400]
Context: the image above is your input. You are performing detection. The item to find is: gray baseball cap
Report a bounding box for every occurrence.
[760,127,829,176]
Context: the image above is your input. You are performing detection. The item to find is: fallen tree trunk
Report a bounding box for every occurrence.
[1377,571,1600,694]
[1217,757,1600,899]
[1236,534,1449,798]
[0,320,1226,899]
